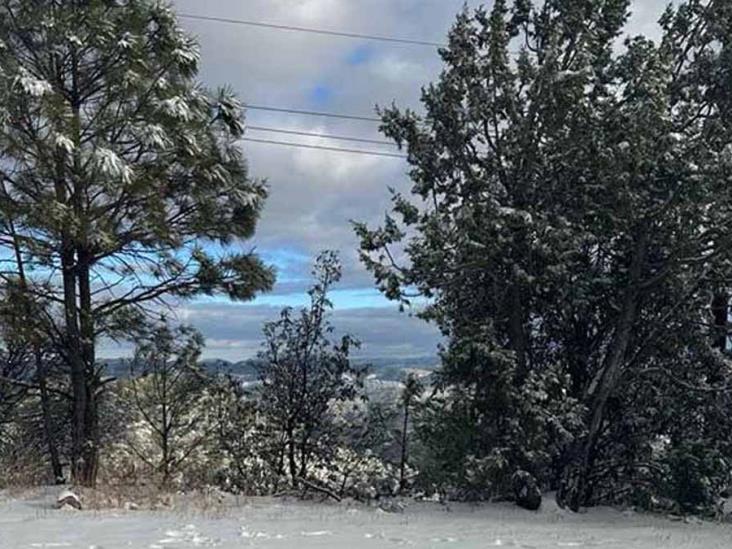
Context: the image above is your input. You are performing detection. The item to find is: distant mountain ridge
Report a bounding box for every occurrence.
[99,355,439,382]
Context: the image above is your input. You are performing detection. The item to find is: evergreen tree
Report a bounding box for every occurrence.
[126,321,208,487]
[356,0,732,510]
[257,251,361,485]
[0,0,274,485]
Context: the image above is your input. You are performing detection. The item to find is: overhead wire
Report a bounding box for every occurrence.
[178,13,447,48]
[246,104,381,123]
[240,137,407,159]
[179,11,438,159]
[243,106,396,157]
[246,125,395,146]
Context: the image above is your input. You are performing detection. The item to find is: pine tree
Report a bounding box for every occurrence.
[0,0,274,485]
[126,321,208,487]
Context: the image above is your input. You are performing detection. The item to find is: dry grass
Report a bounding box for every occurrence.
[74,483,235,519]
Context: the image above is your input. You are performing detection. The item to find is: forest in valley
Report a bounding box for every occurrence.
[1,0,732,522]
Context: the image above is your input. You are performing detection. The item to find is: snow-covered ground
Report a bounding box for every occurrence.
[2,489,731,548]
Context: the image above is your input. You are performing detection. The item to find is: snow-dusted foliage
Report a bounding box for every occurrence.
[102,369,404,500]
[356,0,732,514]
[103,390,224,490]
[253,252,372,492]
[104,323,215,487]
[14,68,52,97]
[0,0,274,486]
[93,148,133,184]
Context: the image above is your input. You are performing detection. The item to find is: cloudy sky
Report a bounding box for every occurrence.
[146,0,669,361]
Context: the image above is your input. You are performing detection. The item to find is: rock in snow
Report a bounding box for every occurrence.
[56,489,82,510]
[512,470,542,511]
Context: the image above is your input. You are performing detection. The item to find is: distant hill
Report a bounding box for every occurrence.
[99,358,132,379]
[98,355,438,383]
[200,356,439,382]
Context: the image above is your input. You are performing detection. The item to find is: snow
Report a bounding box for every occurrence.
[66,34,83,47]
[498,207,533,224]
[94,148,132,184]
[118,32,135,50]
[54,134,75,154]
[138,123,172,149]
[555,70,582,81]
[159,96,192,121]
[16,69,53,97]
[172,45,201,68]
[55,490,81,510]
[1,489,731,548]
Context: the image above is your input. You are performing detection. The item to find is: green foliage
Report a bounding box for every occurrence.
[122,321,210,487]
[664,441,730,515]
[357,0,732,511]
[0,0,274,484]
[256,251,364,485]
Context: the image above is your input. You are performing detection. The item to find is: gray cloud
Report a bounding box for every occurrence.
[163,0,669,358]
[172,0,669,276]
[176,301,442,361]
[97,301,442,361]
[172,0,468,283]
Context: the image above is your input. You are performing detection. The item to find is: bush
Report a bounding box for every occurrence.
[664,442,730,515]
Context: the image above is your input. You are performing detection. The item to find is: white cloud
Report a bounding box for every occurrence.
[371,54,426,83]
[292,145,386,183]
[287,0,351,24]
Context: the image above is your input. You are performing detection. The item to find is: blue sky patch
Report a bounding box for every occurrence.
[251,287,392,310]
[346,45,373,66]
[309,83,334,106]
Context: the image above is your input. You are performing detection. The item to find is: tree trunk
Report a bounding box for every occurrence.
[35,348,64,484]
[559,231,647,511]
[299,432,310,479]
[711,291,729,352]
[60,47,98,487]
[161,430,170,488]
[287,426,297,483]
[62,246,89,485]
[709,290,729,384]
[161,374,170,487]
[399,403,410,493]
[75,255,98,486]
[60,241,98,487]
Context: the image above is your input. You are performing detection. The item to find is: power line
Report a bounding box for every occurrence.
[241,137,407,159]
[246,104,381,123]
[178,13,446,48]
[246,125,395,146]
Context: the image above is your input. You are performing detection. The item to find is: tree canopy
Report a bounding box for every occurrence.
[0,0,274,485]
[357,0,732,511]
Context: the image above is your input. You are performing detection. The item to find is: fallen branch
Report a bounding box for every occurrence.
[296,477,342,502]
